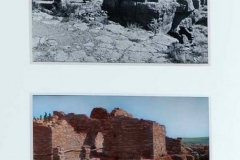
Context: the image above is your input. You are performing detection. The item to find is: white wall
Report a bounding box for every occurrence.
[0,0,240,159]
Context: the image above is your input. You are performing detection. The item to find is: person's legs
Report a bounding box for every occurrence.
[169,31,184,44]
[179,27,193,43]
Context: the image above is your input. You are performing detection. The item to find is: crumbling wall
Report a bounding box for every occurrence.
[51,120,86,159]
[103,117,155,159]
[33,124,52,160]
[65,112,159,159]
[33,108,168,160]
[90,107,110,119]
[67,114,100,133]
[110,108,133,118]
[166,137,182,155]
[153,122,167,158]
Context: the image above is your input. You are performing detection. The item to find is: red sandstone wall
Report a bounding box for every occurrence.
[51,120,86,159]
[91,108,110,119]
[166,137,182,155]
[34,109,169,160]
[67,114,102,133]
[101,117,154,159]
[33,124,53,160]
[153,123,167,158]
[110,108,133,118]
[69,116,154,159]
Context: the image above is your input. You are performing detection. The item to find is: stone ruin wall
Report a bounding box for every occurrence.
[33,125,53,160]
[33,108,168,160]
[165,137,196,160]
[110,107,133,118]
[153,123,167,158]
[166,137,182,155]
[71,108,167,159]
[51,120,86,159]
[104,117,154,159]
[33,118,86,160]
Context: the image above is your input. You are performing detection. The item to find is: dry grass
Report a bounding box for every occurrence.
[52,3,78,17]
[165,43,189,63]
[127,22,143,31]
[190,25,208,63]
[166,25,208,64]
[148,18,164,35]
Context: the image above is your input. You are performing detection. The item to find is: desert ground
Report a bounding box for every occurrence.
[32,0,208,63]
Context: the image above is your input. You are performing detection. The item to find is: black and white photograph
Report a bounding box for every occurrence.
[32,0,208,63]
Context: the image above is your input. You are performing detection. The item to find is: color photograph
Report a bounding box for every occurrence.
[33,95,209,160]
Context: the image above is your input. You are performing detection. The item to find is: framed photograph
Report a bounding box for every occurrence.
[32,0,208,63]
[32,95,209,160]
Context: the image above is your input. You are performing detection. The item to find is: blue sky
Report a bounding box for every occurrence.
[33,95,209,138]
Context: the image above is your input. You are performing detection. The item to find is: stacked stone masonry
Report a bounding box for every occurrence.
[166,137,182,155]
[33,108,195,160]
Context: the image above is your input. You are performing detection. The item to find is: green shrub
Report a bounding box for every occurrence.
[44,112,48,119]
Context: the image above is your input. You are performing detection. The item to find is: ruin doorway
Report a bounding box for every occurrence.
[94,132,104,153]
